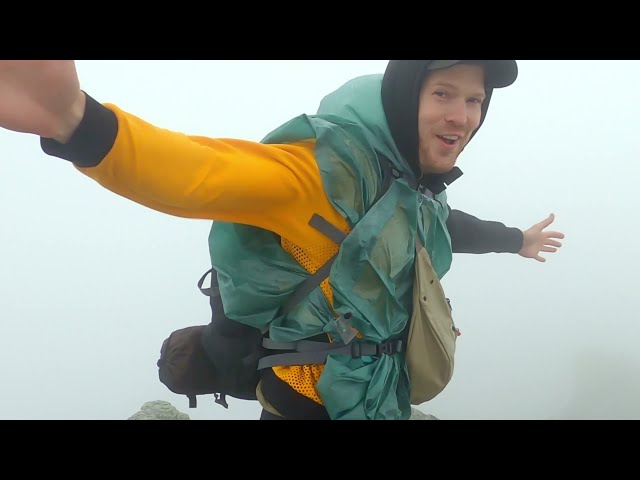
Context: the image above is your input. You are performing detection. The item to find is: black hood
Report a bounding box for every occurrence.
[381,60,517,178]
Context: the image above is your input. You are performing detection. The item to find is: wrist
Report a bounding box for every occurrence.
[41,92,119,168]
[53,91,87,144]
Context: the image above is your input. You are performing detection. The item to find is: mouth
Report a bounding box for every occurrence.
[436,135,462,148]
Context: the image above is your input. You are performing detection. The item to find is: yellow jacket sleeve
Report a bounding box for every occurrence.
[74,103,349,248]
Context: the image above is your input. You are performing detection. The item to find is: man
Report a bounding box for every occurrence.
[0,60,564,420]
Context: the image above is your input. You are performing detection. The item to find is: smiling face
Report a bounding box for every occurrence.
[417,63,487,175]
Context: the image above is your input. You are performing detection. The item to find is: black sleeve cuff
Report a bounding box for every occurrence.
[500,227,525,254]
[40,92,118,168]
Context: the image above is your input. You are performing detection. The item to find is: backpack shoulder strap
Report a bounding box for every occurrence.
[280,155,400,318]
[279,215,347,317]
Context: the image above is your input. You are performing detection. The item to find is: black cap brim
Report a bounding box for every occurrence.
[427,60,518,88]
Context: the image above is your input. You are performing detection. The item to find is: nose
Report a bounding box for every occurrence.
[444,100,468,127]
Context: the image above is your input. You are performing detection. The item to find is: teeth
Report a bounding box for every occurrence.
[441,135,459,141]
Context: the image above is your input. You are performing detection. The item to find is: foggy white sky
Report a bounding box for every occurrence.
[0,60,637,420]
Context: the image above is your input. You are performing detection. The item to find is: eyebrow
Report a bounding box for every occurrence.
[431,82,486,99]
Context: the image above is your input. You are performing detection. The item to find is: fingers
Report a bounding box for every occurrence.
[545,231,565,240]
[528,214,564,263]
[536,213,555,230]
[544,239,563,248]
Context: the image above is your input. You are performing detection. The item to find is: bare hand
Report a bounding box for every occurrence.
[519,213,565,263]
[0,60,85,142]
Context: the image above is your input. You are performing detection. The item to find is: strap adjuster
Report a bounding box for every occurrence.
[377,340,403,356]
[350,342,364,358]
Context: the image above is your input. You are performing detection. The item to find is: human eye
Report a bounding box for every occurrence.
[433,90,448,98]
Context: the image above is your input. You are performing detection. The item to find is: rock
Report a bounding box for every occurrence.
[130,401,435,420]
[128,400,190,420]
[410,408,439,420]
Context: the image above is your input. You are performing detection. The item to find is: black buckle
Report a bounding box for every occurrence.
[350,340,403,358]
[377,340,402,356]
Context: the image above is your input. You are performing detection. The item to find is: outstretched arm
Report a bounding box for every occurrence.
[0,60,349,249]
[447,209,564,262]
[447,208,523,254]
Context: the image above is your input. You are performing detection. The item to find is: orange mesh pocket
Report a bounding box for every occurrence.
[282,238,338,304]
[273,364,325,405]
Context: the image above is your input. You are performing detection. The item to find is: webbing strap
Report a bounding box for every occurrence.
[281,155,397,316]
[279,214,348,316]
[257,339,404,369]
[197,268,217,297]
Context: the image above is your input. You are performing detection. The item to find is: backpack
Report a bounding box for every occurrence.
[156,268,264,408]
[156,157,461,411]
